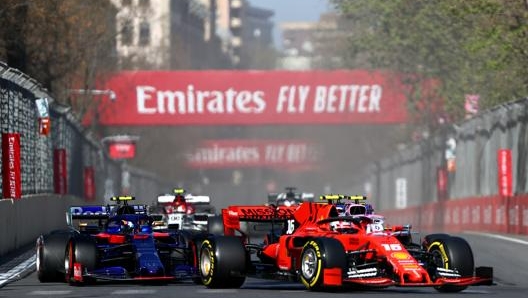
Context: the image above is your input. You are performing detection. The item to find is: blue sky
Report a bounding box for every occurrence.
[249,0,332,49]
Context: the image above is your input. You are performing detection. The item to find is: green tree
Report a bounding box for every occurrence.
[0,0,118,116]
[331,0,528,125]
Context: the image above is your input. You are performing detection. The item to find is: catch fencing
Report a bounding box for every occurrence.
[0,62,164,203]
[364,98,528,234]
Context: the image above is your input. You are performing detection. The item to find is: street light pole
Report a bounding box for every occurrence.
[68,89,116,101]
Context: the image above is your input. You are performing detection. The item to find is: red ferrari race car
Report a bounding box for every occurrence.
[197,199,493,292]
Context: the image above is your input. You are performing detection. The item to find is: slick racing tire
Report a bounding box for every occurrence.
[64,236,97,285]
[299,238,347,291]
[422,233,451,249]
[427,236,474,293]
[36,231,71,282]
[207,216,224,236]
[199,236,247,288]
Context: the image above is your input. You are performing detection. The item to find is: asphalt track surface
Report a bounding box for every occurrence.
[1,232,527,298]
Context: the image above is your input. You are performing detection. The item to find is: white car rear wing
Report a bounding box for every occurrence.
[157,194,174,203]
[185,195,210,204]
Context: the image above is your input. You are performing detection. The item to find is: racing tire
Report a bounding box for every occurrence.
[427,236,474,293]
[64,236,97,285]
[199,236,247,288]
[36,231,71,282]
[207,216,224,236]
[422,233,451,249]
[299,238,347,291]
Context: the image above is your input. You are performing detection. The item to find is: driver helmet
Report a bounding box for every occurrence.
[120,219,135,234]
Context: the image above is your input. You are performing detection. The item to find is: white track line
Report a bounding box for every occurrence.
[0,255,35,287]
[464,231,528,246]
[111,289,157,295]
[28,290,72,295]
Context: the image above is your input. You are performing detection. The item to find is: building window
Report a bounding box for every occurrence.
[139,0,150,7]
[139,21,150,45]
[122,0,132,6]
[121,19,133,46]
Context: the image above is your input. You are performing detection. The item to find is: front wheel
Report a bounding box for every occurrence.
[428,236,474,293]
[199,236,247,288]
[299,238,346,291]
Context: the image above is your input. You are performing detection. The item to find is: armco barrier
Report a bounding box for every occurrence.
[382,195,528,235]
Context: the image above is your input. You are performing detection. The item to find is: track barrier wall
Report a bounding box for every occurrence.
[366,97,528,235]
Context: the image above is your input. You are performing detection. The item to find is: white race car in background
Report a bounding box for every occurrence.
[154,193,215,231]
[156,193,193,230]
[183,194,216,231]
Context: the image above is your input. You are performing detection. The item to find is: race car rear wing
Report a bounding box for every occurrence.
[157,194,174,204]
[66,204,148,225]
[69,206,109,219]
[66,206,109,227]
[185,195,210,204]
[221,205,297,236]
[320,194,367,204]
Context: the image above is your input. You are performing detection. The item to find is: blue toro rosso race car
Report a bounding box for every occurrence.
[35,196,203,285]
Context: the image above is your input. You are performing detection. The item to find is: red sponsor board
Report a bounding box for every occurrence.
[90,70,410,125]
[382,194,528,236]
[84,166,95,201]
[186,139,320,170]
[1,133,22,199]
[497,149,513,197]
[108,142,136,159]
[53,149,68,194]
[38,117,51,136]
[436,166,448,201]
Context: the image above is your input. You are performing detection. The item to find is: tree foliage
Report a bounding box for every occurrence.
[0,0,118,114]
[330,0,528,125]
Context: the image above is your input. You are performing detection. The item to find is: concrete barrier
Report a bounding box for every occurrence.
[0,195,89,257]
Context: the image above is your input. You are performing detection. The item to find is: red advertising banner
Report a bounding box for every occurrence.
[108,142,136,159]
[38,117,51,136]
[83,166,95,201]
[497,149,513,197]
[90,70,410,126]
[53,149,68,194]
[1,133,22,199]
[186,139,320,170]
[436,166,448,201]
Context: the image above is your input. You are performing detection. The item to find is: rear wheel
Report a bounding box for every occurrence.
[428,236,474,293]
[36,232,71,282]
[199,236,247,288]
[64,236,97,285]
